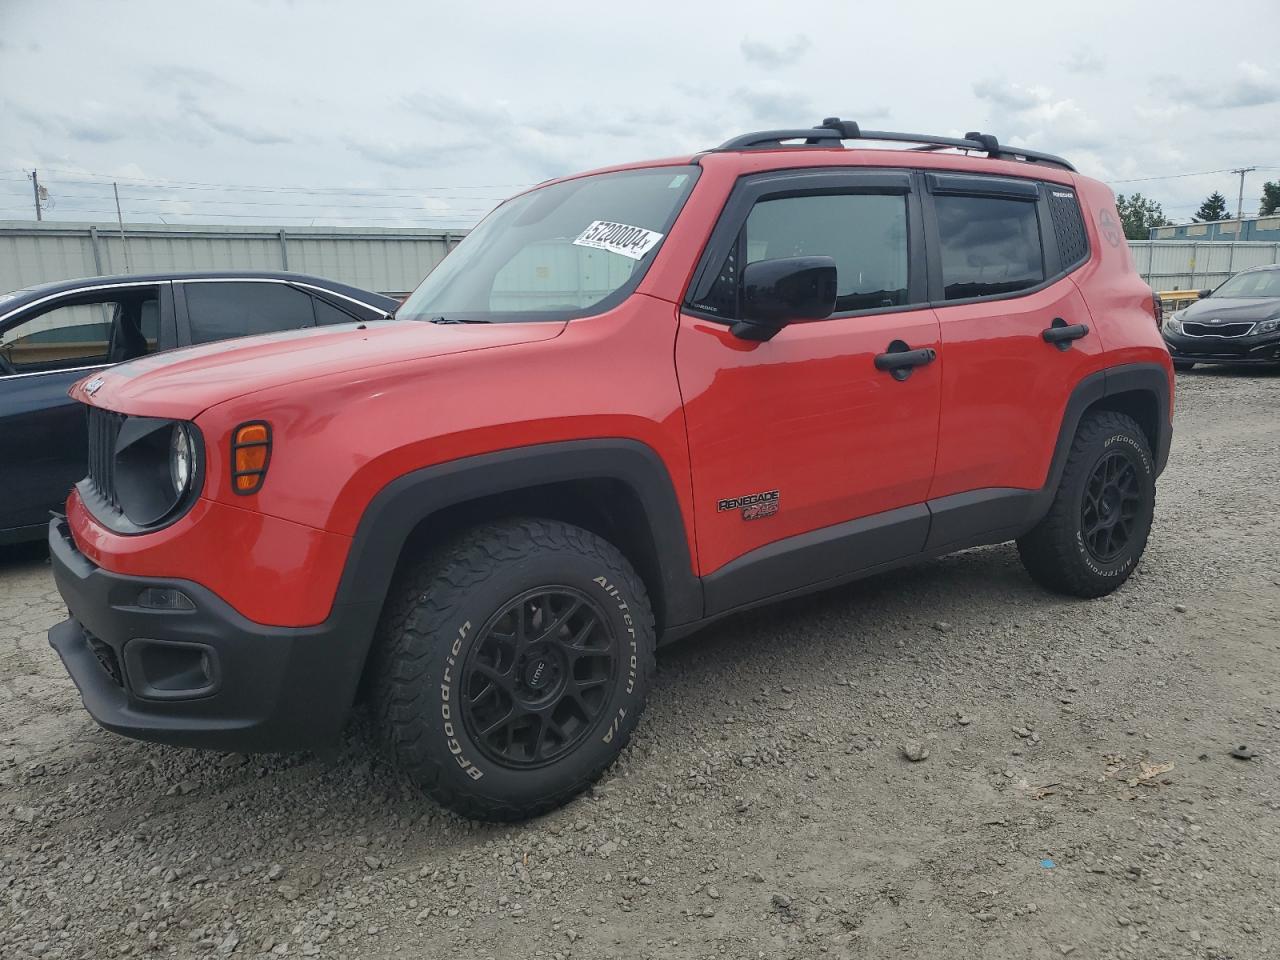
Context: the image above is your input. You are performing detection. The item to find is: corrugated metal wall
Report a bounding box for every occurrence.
[6,222,1280,300]
[0,221,464,297]
[1127,240,1280,290]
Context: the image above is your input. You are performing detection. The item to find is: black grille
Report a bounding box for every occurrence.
[86,407,126,510]
[1048,189,1088,269]
[1183,321,1253,338]
[85,630,124,687]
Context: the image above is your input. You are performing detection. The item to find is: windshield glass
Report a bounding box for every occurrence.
[397,166,699,323]
[1211,270,1280,298]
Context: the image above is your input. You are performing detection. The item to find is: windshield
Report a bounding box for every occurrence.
[1210,270,1280,299]
[397,166,699,323]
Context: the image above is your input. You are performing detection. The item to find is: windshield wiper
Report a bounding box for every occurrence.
[428,316,490,324]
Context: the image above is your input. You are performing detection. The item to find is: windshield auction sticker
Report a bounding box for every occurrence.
[573,220,664,260]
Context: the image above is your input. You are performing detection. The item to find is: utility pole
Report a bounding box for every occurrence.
[1231,167,1257,222]
[113,182,131,274]
[30,170,42,220]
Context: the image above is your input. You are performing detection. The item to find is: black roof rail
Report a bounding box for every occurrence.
[714,118,1076,172]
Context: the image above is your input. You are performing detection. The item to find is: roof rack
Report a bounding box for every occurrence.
[714,118,1076,172]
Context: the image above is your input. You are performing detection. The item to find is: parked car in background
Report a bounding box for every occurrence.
[1161,264,1280,370]
[0,272,397,543]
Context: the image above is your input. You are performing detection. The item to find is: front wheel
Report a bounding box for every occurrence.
[1172,359,1195,372]
[1017,411,1155,598]
[373,518,655,821]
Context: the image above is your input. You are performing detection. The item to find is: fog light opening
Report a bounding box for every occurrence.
[136,587,196,611]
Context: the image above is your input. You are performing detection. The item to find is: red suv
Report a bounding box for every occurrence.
[47,120,1173,820]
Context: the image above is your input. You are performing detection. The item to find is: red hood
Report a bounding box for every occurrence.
[71,319,566,419]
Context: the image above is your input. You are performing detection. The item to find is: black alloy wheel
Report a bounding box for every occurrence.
[1080,450,1142,563]
[461,587,617,768]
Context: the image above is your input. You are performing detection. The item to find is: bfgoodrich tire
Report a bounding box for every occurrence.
[373,518,655,821]
[1016,410,1156,598]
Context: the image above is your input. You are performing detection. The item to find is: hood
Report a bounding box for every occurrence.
[1181,297,1280,323]
[72,319,566,419]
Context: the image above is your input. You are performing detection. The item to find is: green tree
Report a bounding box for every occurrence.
[1193,191,1231,222]
[1115,192,1170,240]
[1261,181,1280,217]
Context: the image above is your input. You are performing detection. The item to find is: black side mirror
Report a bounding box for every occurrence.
[1198,289,1212,299]
[731,256,837,341]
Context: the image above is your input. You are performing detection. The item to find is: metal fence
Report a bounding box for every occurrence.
[0,221,466,297]
[1127,240,1280,291]
[6,222,1280,301]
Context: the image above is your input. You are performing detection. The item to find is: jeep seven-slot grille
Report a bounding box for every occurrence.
[86,407,126,510]
[1183,321,1253,338]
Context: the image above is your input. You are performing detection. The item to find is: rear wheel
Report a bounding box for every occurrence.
[373,518,655,821]
[1017,411,1155,598]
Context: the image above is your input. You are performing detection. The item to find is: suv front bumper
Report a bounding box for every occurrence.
[47,516,377,752]
[1163,329,1280,366]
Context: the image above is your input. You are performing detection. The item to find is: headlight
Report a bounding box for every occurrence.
[112,417,202,528]
[170,423,193,495]
[1256,317,1280,335]
[1162,314,1184,336]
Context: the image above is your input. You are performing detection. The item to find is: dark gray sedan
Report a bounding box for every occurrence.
[0,272,397,544]
[1162,264,1280,370]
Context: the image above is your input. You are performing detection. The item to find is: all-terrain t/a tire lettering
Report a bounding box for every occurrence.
[373,518,656,821]
[1017,411,1156,598]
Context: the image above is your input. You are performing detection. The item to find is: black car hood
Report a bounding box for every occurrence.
[1181,297,1280,322]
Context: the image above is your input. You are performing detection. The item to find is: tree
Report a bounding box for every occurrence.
[1261,181,1280,217]
[1193,191,1230,222]
[1115,192,1170,240]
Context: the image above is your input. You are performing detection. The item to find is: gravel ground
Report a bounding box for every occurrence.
[2,367,1278,960]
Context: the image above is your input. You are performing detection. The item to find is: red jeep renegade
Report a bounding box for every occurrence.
[47,120,1173,820]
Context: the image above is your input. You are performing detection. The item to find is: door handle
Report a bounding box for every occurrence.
[874,340,937,381]
[1042,318,1090,350]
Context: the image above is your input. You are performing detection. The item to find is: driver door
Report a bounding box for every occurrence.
[674,170,942,613]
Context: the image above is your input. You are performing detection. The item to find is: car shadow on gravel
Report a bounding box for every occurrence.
[0,539,49,570]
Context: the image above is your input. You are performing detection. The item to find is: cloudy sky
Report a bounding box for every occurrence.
[2,0,1278,230]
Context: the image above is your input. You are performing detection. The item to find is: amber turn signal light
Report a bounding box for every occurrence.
[231,421,271,494]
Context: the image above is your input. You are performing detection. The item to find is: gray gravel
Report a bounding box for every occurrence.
[2,366,1278,960]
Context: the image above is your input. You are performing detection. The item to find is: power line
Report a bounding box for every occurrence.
[16,167,532,193]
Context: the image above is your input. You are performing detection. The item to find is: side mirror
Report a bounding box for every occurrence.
[731,256,837,341]
[1198,289,1212,299]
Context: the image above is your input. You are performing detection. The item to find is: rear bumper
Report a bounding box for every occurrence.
[1163,330,1280,365]
[47,516,378,752]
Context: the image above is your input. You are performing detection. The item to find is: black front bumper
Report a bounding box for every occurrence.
[1164,330,1280,366]
[47,517,378,752]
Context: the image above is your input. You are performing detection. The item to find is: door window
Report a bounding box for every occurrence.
[184,281,317,344]
[934,195,1045,300]
[698,192,911,317]
[0,291,160,374]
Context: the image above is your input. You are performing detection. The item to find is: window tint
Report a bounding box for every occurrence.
[312,296,358,325]
[185,282,316,344]
[745,194,909,313]
[935,195,1044,300]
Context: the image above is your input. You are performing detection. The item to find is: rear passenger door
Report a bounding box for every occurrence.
[175,279,329,346]
[924,175,1104,506]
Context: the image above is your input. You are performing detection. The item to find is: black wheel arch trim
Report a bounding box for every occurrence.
[333,438,703,632]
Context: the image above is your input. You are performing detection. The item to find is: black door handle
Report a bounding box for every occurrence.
[874,341,937,381]
[1042,318,1090,350]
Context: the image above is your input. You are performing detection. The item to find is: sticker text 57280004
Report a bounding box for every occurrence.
[572,221,664,261]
